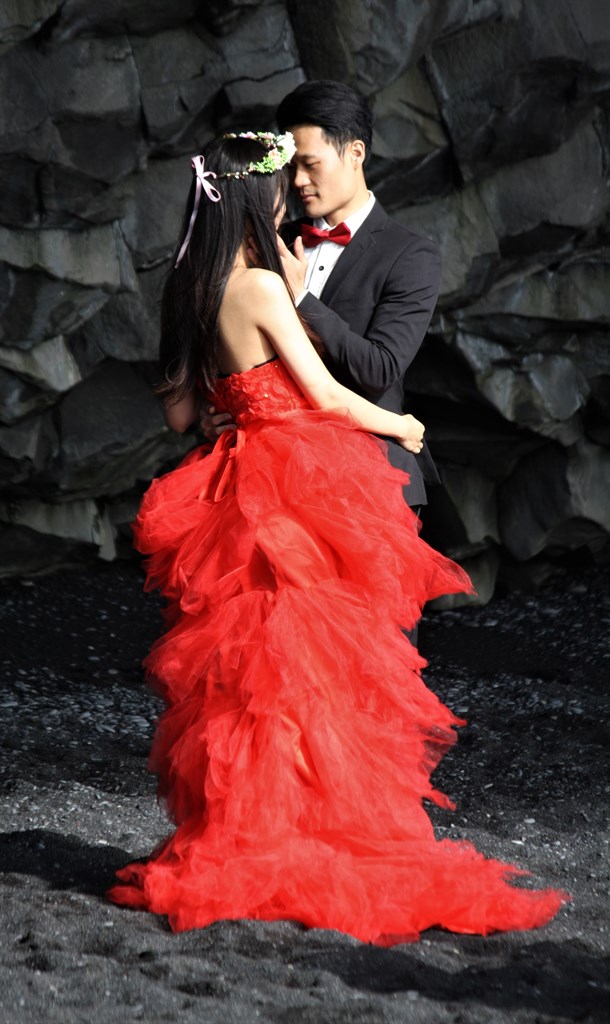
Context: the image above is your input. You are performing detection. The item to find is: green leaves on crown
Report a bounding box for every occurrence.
[221,131,296,176]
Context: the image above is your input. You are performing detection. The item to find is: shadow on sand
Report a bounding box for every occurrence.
[0,830,607,1020]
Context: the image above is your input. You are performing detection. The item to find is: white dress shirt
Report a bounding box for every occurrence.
[296,192,376,303]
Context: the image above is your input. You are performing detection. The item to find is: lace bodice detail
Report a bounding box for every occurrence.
[207,357,310,427]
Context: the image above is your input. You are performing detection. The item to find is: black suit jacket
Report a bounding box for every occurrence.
[288,201,441,506]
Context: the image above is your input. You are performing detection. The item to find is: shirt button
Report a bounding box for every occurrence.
[319,266,324,271]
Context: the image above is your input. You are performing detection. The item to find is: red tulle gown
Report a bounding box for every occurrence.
[107,356,568,942]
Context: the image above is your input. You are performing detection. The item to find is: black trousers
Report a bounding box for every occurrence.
[405,505,422,646]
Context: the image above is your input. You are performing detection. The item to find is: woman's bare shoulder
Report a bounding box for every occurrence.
[229,267,288,301]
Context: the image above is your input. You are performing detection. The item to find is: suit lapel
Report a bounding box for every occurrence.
[319,202,388,304]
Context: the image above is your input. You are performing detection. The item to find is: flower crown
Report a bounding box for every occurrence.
[174,131,296,267]
[218,131,296,178]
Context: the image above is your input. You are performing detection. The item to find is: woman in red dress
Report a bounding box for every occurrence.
[107,132,568,943]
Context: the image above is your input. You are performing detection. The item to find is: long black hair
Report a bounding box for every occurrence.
[158,134,312,404]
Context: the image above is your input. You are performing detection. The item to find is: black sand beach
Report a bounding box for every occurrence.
[0,562,608,1023]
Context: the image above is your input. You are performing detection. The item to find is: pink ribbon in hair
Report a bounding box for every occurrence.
[175,155,221,267]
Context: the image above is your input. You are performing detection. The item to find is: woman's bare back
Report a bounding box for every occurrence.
[216,268,278,376]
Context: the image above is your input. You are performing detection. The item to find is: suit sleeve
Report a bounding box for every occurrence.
[298,233,441,399]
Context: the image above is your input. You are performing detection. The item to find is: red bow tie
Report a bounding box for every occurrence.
[301,222,352,248]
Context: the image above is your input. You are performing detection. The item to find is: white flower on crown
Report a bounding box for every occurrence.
[276,132,296,164]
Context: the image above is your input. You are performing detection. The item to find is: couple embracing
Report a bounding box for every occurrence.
[107,81,568,943]
[206,79,440,512]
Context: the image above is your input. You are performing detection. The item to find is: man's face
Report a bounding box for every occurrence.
[288,125,366,226]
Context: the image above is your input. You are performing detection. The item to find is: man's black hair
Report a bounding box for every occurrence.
[277,80,373,155]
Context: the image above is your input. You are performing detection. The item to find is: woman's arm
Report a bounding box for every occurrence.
[163,389,202,433]
[251,271,424,452]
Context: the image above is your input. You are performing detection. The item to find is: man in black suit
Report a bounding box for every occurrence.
[275,79,441,510]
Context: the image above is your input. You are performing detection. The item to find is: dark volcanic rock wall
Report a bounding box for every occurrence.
[1,0,609,598]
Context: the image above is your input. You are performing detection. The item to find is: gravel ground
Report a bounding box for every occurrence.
[0,561,608,1024]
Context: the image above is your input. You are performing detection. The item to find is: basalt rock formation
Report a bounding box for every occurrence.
[1,0,609,599]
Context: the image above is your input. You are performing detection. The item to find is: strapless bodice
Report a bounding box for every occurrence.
[208,357,310,427]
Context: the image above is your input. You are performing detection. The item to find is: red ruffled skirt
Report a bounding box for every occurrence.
[108,405,568,941]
